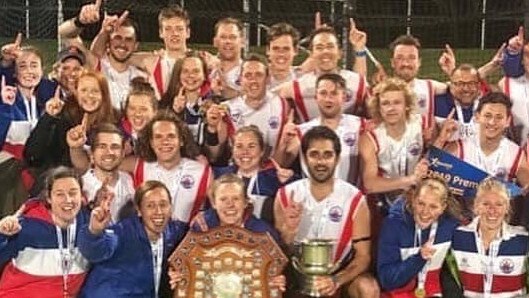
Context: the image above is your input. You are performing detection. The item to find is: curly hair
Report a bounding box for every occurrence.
[137,110,200,162]
[368,77,416,122]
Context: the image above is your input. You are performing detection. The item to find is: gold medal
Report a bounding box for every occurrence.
[414,288,426,298]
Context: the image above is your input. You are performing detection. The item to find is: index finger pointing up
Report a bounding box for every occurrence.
[350,18,356,30]
[14,32,22,47]
[81,113,89,132]
[95,0,103,9]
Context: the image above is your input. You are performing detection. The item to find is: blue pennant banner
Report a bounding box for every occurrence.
[427,146,522,198]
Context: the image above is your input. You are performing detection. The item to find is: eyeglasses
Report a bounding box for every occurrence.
[451,81,479,88]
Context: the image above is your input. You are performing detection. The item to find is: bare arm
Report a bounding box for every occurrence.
[334,200,371,286]
[359,133,417,194]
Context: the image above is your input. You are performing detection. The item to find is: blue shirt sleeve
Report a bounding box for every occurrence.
[78,224,119,263]
[502,49,525,78]
[377,217,427,291]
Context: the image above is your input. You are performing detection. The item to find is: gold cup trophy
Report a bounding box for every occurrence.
[292,239,341,297]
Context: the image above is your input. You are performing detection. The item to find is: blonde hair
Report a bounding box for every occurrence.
[208,173,248,204]
[406,177,462,220]
[474,178,511,220]
[368,77,416,122]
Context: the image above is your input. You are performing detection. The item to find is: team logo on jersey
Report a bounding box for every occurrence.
[180,175,195,189]
[459,257,469,268]
[343,132,357,147]
[495,167,507,180]
[499,258,515,274]
[230,109,243,125]
[408,142,422,156]
[345,90,353,102]
[328,206,343,222]
[417,96,427,108]
[268,116,280,129]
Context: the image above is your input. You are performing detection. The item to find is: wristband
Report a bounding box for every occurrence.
[73,17,88,28]
[355,50,367,57]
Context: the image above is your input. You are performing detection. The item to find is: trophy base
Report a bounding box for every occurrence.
[299,275,327,297]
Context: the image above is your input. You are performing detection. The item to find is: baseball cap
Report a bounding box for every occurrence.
[57,45,86,65]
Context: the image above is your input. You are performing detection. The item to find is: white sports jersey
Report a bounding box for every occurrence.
[151,54,177,98]
[278,178,364,262]
[81,170,135,222]
[268,68,300,90]
[98,56,146,110]
[133,158,211,222]
[411,79,435,128]
[456,136,523,181]
[297,115,364,185]
[292,70,367,122]
[367,114,424,178]
[226,92,287,151]
[503,75,529,145]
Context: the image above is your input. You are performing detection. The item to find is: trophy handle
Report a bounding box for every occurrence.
[291,256,304,274]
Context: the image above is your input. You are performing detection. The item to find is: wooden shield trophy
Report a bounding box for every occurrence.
[169,226,288,298]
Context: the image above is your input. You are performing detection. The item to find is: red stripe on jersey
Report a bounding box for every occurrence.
[279,187,289,208]
[334,192,363,262]
[292,80,309,122]
[152,57,164,96]
[459,271,525,293]
[133,159,145,189]
[189,166,211,221]
[2,143,24,160]
[509,147,523,180]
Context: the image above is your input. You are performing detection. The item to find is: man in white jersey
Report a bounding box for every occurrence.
[58,1,146,109]
[439,92,529,186]
[204,17,245,100]
[69,111,211,222]
[274,73,364,185]
[224,54,289,154]
[82,123,134,222]
[265,22,302,89]
[278,26,368,122]
[274,126,378,297]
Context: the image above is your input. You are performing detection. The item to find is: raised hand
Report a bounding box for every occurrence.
[435,108,458,146]
[198,50,220,72]
[78,0,103,25]
[419,236,436,261]
[89,182,114,235]
[349,18,367,51]
[66,113,88,149]
[93,177,115,208]
[0,215,21,236]
[1,75,17,105]
[507,26,525,54]
[314,11,328,29]
[0,33,22,62]
[279,109,300,155]
[283,190,303,230]
[172,87,186,114]
[438,44,456,76]
[270,158,294,184]
[45,86,64,117]
[101,10,128,34]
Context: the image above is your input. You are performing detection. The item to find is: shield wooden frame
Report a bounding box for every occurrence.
[169,226,288,298]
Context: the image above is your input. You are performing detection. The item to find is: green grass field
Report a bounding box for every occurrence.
[0,38,503,84]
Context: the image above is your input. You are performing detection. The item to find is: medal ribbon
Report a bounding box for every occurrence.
[415,221,438,295]
[152,236,164,297]
[56,219,77,297]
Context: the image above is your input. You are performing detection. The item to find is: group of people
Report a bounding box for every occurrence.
[1,0,529,297]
